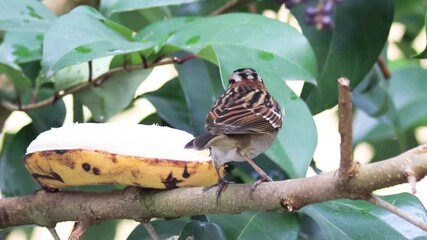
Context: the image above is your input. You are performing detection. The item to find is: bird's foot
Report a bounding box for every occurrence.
[249,174,273,197]
[203,178,232,205]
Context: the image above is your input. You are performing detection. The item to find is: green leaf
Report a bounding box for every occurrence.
[207,212,299,240]
[411,8,427,58]
[49,63,89,91]
[136,17,198,54]
[0,62,32,96]
[0,125,39,197]
[179,220,226,240]
[102,0,202,16]
[301,194,427,239]
[264,78,317,178]
[0,31,44,64]
[353,109,394,144]
[42,6,155,77]
[176,56,217,135]
[296,0,394,114]
[389,67,427,129]
[0,0,56,32]
[75,68,151,122]
[352,65,392,117]
[82,220,119,240]
[354,66,427,144]
[166,13,317,85]
[24,88,66,133]
[128,219,188,240]
[144,78,193,133]
[43,56,112,91]
[413,47,427,59]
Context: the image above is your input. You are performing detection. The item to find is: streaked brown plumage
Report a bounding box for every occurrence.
[185,68,283,197]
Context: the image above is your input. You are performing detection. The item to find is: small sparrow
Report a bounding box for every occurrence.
[185,68,283,197]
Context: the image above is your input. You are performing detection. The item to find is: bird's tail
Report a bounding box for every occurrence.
[184,132,216,150]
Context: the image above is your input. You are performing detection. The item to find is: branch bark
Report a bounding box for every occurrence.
[337,77,356,185]
[1,143,426,229]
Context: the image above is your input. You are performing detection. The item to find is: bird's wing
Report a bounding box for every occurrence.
[206,88,282,134]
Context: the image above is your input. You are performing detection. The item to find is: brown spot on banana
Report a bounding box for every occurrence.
[182,164,190,178]
[162,171,183,189]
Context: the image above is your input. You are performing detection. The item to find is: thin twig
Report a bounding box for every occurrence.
[143,223,160,240]
[88,61,93,82]
[337,77,356,182]
[368,194,427,231]
[173,54,198,64]
[1,56,189,111]
[209,0,249,16]
[48,227,61,240]
[377,57,391,79]
[406,171,417,194]
[69,215,97,240]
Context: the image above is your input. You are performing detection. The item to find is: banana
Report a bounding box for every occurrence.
[24,123,223,190]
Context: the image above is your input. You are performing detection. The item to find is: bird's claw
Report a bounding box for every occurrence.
[203,178,232,205]
[249,174,273,197]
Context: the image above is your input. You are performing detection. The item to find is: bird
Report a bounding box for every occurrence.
[184,68,283,199]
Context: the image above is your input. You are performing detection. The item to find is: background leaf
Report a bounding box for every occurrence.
[176,56,219,135]
[24,88,66,133]
[144,78,193,133]
[82,220,119,240]
[301,193,427,239]
[0,62,32,97]
[207,211,300,240]
[128,219,187,240]
[295,0,394,114]
[0,125,39,197]
[179,220,226,240]
[166,13,317,85]
[0,31,43,64]
[0,0,56,32]
[354,66,427,144]
[42,6,155,77]
[102,0,202,16]
[75,68,152,122]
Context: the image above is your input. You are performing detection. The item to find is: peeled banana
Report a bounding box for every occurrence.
[24,123,223,190]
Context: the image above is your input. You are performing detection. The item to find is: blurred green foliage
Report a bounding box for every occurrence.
[0,0,426,239]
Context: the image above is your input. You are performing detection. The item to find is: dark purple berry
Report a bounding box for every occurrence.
[321,15,334,29]
[305,6,317,17]
[323,1,334,14]
[304,16,315,26]
[283,0,294,9]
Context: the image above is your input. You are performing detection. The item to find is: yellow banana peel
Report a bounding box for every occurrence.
[24,123,223,190]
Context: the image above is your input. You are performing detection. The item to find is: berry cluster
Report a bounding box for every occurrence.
[283,0,344,30]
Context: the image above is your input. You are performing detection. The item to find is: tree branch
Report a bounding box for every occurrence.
[377,57,391,80]
[209,0,250,16]
[48,227,60,240]
[1,56,191,112]
[143,223,160,240]
[69,215,97,240]
[1,143,426,229]
[368,194,427,231]
[337,77,357,184]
